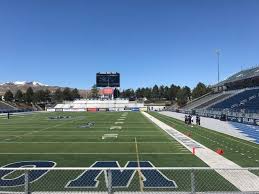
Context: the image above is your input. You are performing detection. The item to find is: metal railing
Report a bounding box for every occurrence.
[0,167,258,194]
[194,108,259,122]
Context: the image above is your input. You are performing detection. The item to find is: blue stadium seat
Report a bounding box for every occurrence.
[230,122,259,144]
[0,101,16,113]
[210,88,259,112]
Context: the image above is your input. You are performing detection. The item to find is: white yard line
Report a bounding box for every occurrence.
[4,123,66,141]
[0,134,163,137]
[159,112,259,150]
[0,141,182,144]
[142,111,259,192]
[0,192,252,194]
[0,152,191,155]
[0,130,159,132]
[2,117,86,141]
[160,111,259,147]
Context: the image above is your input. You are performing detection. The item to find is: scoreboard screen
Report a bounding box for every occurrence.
[96,72,120,87]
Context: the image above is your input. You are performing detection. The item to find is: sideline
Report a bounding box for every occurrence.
[142,111,259,192]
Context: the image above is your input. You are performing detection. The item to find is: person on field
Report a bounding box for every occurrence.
[196,115,200,125]
[188,115,192,125]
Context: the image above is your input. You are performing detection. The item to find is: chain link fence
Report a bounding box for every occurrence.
[0,167,258,194]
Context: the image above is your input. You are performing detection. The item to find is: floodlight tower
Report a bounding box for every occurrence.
[216,49,220,91]
[216,49,220,84]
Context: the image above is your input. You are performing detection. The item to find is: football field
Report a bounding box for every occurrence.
[149,112,259,167]
[0,111,204,167]
[0,111,258,193]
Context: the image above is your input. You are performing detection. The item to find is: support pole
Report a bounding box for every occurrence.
[107,169,113,194]
[24,170,30,194]
[216,49,221,92]
[191,170,196,194]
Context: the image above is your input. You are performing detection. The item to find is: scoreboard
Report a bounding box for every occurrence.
[96,72,120,87]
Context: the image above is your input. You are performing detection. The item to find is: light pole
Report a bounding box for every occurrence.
[216,49,220,91]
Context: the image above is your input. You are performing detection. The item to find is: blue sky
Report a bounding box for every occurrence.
[0,0,258,89]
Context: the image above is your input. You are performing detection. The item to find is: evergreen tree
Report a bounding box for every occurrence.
[44,89,51,102]
[192,82,209,99]
[169,84,180,101]
[113,88,120,98]
[14,90,23,102]
[164,86,170,100]
[144,87,152,99]
[176,88,187,107]
[54,88,64,102]
[183,86,191,99]
[71,88,81,100]
[25,87,34,103]
[91,85,99,98]
[176,86,191,107]
[152,85,159,99]
[135,88,142,98]
[122,89,134,98]
[159,85,165,99]
[140,88,146,98]
[63,87,72,101]
[33,90,45,103]
[4,90,14,102]
[120,90,125,98]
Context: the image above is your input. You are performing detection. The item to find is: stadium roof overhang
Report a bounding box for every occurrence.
[212,66,259,88]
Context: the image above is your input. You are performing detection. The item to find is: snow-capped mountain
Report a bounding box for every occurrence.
[0,81,88,97]
[0,81,48,86]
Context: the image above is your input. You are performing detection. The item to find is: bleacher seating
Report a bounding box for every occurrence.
[0,101,16,112]
[183,91,236,110]
[195,93,233,109]
[54,104,64,109]
[210,88,259,111]
[72,104,87,109]
[53,99,145,111]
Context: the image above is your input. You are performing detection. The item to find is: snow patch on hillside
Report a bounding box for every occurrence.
[0,81,48,86]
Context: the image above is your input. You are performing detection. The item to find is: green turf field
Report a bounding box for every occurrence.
[0,111,244,192]
[150,112,259,167]
[0,111,205,167]
[1,111,258,192]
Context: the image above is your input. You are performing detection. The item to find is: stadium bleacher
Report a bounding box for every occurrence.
[0,101,16,113]
[180,67,259,127]
[51,99,145,112]
[195,92,234,109]
[214,66,259,90]
[183,91,236,110]
[210,88,259,111]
